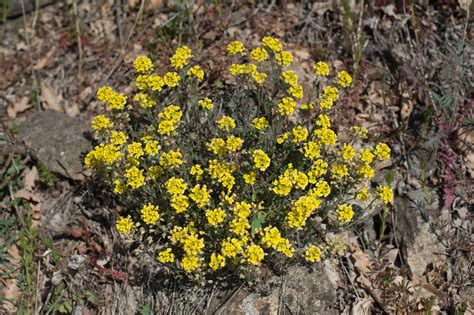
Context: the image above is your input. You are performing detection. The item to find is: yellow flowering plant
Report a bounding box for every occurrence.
[85,37,393,282]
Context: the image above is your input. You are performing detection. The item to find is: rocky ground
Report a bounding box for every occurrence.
[1,0,472,314]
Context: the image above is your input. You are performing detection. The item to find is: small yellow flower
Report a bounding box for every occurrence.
[337,71,352,87]
[206,208,225,226]
[227,40,246,56]
[275,51,293,66]
[376,186,393,204]
[170,46,192,69]
[292,126,308,143]
[304,245,321,262]
[209,253,226,270]
[140,204,159,225]
[198,97,213,110]
[190,164,204,180]
[252,149,271,171]
[158,248,175,263]
[187,65,204,80]
[261,36,282,52]
[217,116,236,131]
[341,144,355,161]
[252,117,269,130]
[313,61,329,76]
[133,55,153,73]
[250,47,269,62]
[245,244,265,265]
[337,204,353,223]
[166,177,187,195]
[91,115,113,133]
[116,216,133,234]
[134,92,156,108]
[243,172,256,185]
[357,189,370,202]
[163,72,180,87]
[278,97,296,116]
[374,143,391,160]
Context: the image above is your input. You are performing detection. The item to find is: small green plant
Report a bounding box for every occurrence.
[38,162,57,186]
[85,36,394,283]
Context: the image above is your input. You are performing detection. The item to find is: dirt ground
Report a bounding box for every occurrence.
[1,0,472,314]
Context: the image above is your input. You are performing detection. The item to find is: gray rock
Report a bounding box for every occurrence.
[18,110,92,180]
[395,189,446,279]
[223,263,338,314]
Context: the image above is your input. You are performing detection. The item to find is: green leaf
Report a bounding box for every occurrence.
[140,303,151,315]
[250,213,266,234]
[85,290,97,304]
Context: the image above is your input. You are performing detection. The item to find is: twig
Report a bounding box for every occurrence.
[213,285,242,315]
[20,0,40,111]
[73,0,83,80]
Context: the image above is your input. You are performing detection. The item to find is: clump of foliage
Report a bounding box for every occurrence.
[85,37,393,282]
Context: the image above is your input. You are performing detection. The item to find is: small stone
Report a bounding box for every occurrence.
[68,254,86,270]
[51,190,61,198]
[18,110,92,180]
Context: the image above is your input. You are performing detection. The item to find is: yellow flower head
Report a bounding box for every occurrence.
[313,61,329,76]
[337,70,352,87]
[158,248,175,263]
[206,208,225,226]
[292,126,308,143]
[116,216,133,234]
[278,97,297,116]
[170,46,192,69]
[227,40,246,56]
[250,47,269,62]
[140,204,159,225]
[217,116,236,131]
[198,97,214,110]
[374,143,391,160]
[245,244,265,265]
[275,51,293,66]
[261,36,282,52]
[133,55,153,73]
[166,177,187,195]
[337,204,353,223]
[376,185,393,204]
[252,117,269,130]
[304,245,321,262]
[91,115,113,133]
[252,149,271,171]
[187,65,204,80]
[163,72,180,87]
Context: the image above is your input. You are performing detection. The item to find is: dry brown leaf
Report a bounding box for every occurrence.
[16,188,43,203]
[23,166,38,191]
[458,0,472,11]
[351,297,373,315]
[146,0,163,10]
[351,247,373,275]
[40,82,63,112]
[313,2,332,15]
[1,244,21,313]
[33,46,57,70]
[65,102,81,117]
[6,96,31,119]
[31,202,42,228]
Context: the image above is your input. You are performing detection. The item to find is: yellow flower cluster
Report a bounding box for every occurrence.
[97,86,127,110]
[304,245,321,262]
[91,115,113,133]
[170,46,192,69]
[187,65,204,80]
[337,204,354,223]
[376,185,393,204]
[140,204,160,225]
[133,55,153,73]
[227,40,246,56]
[86,37,393,278]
